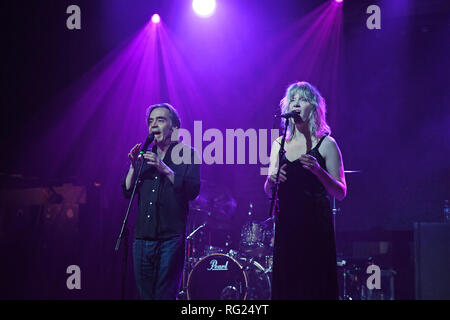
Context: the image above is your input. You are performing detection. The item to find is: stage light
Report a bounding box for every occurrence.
[151,13,161,24]
[192,0,216,18]
[335,0,343,3]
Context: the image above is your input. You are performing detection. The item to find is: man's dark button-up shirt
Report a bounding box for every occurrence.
[122,142,200,240]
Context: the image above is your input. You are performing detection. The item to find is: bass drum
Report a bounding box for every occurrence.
[186,253,271,300]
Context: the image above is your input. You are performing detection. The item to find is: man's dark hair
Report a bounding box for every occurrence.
[146,103,181,128]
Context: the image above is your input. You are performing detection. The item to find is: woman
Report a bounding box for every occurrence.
[264,81,347,299]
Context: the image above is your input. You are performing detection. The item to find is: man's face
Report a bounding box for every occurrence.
[148,107,173,145]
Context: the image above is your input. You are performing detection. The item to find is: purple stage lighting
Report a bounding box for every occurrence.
[335,0,343,3]
[151,13,161,24]
[192,0,216,18]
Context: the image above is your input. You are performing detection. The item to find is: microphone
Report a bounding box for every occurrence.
[276,110,301,119]
[138,133,155,158]
[278,110,300,119]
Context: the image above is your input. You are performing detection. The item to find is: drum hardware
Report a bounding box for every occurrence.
[333,170,360,299]
[180,168,361,300]
[186,222,206,240]
[186,253,271,300]
[204,245,225,256]
[332,197,341,233]
[332,170,360,232]
[179,214,275,299]
[227,249,239,258]
[220,286,240,300]
[239,217,274,259]
[181,182,278,299]
[189,180,237,230]
[264,255,273,273]
[338,263,363,300]
[178,222,207,300]
[337,258,383,300]
[185,179,236,251]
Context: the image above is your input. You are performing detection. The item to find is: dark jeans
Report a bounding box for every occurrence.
[132,236,185,300]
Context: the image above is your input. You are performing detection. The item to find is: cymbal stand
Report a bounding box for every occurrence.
[178,223,206,299]
[333,198,351,300]
[332,197,341,233]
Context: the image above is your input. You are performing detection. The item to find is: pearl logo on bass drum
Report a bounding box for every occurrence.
[207,259,229,271]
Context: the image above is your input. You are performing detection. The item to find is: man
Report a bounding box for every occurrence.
[122,103,200,300]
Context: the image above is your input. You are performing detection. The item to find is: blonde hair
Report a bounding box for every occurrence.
[280,81,331,139]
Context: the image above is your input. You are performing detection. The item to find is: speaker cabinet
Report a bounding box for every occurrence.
[414,222,450,300]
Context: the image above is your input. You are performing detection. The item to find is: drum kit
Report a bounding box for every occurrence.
[178,180,273,300]
[179,170,361,300]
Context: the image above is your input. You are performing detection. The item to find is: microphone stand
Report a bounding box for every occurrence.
[267,117,290,251]
[115,155,146,300]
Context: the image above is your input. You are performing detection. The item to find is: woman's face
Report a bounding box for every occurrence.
[289,91,314,122]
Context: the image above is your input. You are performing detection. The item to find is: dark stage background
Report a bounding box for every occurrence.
[0,0,449,299]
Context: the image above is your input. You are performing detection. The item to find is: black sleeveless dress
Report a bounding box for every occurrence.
[271,136,338,300]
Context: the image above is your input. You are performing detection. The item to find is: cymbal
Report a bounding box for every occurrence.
[344,170,361,173]
[189,180,237,228]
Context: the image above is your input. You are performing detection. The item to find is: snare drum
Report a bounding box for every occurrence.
[186,253,271,300]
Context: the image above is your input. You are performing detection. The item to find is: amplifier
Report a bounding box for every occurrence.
[414,222,450,300]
